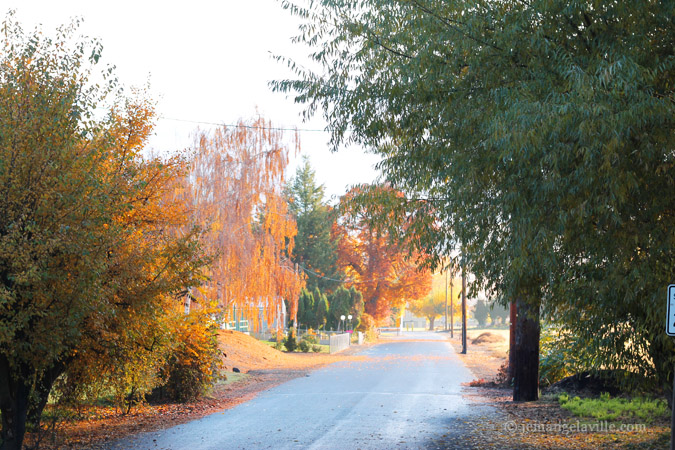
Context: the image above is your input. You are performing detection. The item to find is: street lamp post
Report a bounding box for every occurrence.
[340,315,346,333]
[348,314,353,331]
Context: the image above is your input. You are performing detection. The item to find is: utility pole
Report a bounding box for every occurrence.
[445,269,449,331]
[461,264,467,354]
[293,263,299,331]
[450,275,454,338]
[509,301,516,380]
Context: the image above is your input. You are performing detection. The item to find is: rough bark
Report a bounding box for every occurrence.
[513,296,541,402]
[508,300,516,381]
[0,356,30,450]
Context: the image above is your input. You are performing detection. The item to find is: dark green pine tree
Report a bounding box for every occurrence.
[286,156,340,292]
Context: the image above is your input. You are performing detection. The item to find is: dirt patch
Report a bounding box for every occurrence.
[217,330,353,373]
[471,332,505,345]
[448,329,508,382]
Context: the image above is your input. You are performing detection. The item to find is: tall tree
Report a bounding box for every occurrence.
[274,0,674,401]
[286,156,340,292]
[182,118,305,333]
[0,18,205,450]
[489,301,509,326]
[336,187,432,323]
[473,300,489,328]
[315,293,329,329]
[327,286,364,330]
[409,270,460,330]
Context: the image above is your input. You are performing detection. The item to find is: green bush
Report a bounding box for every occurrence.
[301,334,318,345]
[284,329,298,352]
[273,340,284,351]
[298,340,310,352]
[311,344,322,353]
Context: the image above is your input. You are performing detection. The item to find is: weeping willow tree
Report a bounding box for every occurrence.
[273,0,675,400]
[180,117,305,332]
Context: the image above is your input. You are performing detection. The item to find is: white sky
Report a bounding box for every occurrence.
[4,0,380,200]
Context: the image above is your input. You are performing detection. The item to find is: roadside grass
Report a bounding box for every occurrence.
[215,371,248,387]
[558,392,669,423]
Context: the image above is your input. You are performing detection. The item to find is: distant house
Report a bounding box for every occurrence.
[400,304,428,330]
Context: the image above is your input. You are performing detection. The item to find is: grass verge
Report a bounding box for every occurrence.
[558,392,669,423]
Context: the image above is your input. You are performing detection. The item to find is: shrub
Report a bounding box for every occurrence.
[539,327,574,387]
[357,313,378,342]
[301,334,318,345]
[298,340,310,352]
[162,311,223,403]
[311,345,322,352]
[284,329,298,352]
[273,340,284,351]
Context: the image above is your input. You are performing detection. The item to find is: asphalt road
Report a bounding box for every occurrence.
[106,332,496,450]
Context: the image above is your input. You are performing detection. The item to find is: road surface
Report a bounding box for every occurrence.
[106,332,496,450]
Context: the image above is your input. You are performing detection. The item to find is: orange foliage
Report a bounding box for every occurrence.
[336,187,432,324]
[177,117,304,331]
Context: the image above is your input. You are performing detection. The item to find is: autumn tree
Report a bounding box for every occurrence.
[409,271,460,330]
[181,117,305,333]
[336,187,431,324]
[408,296,443,330]
[0,18,205,450]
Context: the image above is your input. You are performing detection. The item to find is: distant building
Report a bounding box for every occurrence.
[400,304,428,330]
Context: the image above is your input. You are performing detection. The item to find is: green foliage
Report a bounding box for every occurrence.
[298,288,315,327]
[558,393,668,423]
[284,329,298,352]
[285,156,340,292]
[327,286,364,330]
[298,340,310,352]
[275,0,675,394]
[301,334,318,345]
[311,344,322,353]
[0,15,207,446]
[273,340,284,351]
[315,294,329,329]
[472,300,489,327]
[489,301,509,325]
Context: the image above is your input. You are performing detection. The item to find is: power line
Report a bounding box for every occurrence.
[157,115,328,133]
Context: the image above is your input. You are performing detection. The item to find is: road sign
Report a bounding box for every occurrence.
[667,285,675,336]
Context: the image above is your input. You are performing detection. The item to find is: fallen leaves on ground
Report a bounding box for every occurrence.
[28,331,368,449]
[438,332,669,450]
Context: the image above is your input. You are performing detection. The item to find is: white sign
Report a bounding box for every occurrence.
[667,285,675,336]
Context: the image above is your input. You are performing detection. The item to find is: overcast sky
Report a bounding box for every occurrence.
[4,0,380,200]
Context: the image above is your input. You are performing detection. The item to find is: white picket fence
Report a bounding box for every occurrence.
[329,333,351,354]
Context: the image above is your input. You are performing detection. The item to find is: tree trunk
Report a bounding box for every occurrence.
[0,356,30,450]
[508,301,516,381]
[26,360,66,430]
[512,296,540,402]
[428,317,435,330]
